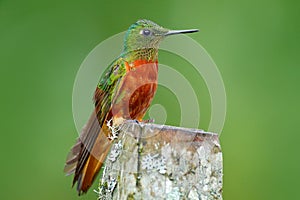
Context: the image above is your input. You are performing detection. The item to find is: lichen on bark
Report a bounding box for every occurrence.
[96,121,223,200]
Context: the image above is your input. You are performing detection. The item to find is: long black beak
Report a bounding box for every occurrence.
[165,29,199,36]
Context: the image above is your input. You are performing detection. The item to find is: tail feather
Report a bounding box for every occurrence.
[76,155,104,193]
[64,111,112,195]
[64,139,81,175]
[76,126,112,194]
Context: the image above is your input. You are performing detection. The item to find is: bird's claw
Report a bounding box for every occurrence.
[125,119,140,124]
[142,118,155,123]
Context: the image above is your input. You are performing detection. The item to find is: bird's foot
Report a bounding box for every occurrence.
[141,118,155,123]
[125,119,140,124]
[126,118,154,124]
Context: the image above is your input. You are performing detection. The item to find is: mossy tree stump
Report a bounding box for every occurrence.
[96,121,223,200]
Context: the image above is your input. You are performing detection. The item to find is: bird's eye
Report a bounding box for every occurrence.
[141,29,151,36]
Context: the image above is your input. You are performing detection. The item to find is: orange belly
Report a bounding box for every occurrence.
[111,61,158,121]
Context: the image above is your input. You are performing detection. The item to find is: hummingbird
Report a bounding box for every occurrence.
[64,19,198,195]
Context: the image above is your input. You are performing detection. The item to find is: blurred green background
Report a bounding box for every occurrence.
[1,0,299,199]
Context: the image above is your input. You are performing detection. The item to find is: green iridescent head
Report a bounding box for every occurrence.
[123,19,198,52]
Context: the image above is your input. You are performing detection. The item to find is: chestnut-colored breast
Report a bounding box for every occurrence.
[111,60,158,121]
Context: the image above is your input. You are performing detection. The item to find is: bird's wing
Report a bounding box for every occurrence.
[64,57,126,194]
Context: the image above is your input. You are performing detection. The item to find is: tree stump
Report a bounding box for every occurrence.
[96,121,223,200]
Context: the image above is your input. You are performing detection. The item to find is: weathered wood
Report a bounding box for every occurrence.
[96,121,223,200]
